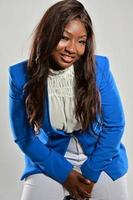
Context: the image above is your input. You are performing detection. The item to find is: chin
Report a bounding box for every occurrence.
[58,61,74,69]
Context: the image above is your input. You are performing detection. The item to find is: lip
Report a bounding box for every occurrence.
[60,54,75,63]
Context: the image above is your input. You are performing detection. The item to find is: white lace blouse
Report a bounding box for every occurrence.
[47,65,87,166]
[47,64,82,133]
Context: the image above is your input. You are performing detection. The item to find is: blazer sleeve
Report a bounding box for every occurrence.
[81,57,125,182]
[8,66,73,184]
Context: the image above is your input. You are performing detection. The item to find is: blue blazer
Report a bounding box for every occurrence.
[8,55,128,183]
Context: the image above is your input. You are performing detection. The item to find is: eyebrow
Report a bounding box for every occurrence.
[64,30,87,38]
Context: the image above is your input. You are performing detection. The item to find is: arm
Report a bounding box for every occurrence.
[81,57,125,182]
[8,67,73,184]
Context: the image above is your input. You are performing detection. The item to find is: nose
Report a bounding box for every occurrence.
[65,40,76,54]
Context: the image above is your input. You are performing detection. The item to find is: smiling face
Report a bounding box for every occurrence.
[51,18,87,69]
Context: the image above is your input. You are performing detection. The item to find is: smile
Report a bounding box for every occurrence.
[60,54,75,63]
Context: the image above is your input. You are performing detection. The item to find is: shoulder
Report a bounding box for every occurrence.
[8,60,28,90]
[95,54,110,72]
[95,55,110,87]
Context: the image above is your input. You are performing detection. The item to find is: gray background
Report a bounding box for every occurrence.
[0,0,133,199]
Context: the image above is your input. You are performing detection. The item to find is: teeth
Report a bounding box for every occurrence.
[61,55,73,62]
[62,54,73,58]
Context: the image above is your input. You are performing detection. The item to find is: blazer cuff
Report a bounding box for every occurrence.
[81,159,101,183]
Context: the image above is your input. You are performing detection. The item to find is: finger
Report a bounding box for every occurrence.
[82,182,95,194]
[78,175,91,184]
[77,187,92,199]
[72,189,83,200]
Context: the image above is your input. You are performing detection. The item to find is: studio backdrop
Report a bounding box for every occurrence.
[0,0,133,199]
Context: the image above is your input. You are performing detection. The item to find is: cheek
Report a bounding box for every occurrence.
[51,42,65,60]
[77,46,86,57]
[56,41,66,51]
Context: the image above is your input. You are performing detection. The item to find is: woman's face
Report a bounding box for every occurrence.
[51,18,87,69]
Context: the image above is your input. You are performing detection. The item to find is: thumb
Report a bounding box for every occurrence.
[78,174,91,184]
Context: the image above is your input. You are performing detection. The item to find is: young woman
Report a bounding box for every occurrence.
[9,0,128,199]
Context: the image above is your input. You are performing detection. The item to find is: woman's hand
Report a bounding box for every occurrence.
[62,170,95,200]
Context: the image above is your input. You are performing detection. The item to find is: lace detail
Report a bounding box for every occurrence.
[48,65,75,97]
[47,64,82,133]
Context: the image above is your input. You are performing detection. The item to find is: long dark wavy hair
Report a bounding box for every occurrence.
[24,0,101,133]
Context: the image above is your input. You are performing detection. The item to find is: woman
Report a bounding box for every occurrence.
[8,0,128,199]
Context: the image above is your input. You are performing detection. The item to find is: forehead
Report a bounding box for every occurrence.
[64,19,87,37]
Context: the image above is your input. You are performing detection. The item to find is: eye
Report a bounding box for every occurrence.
[61,35,69,41]
[79,40,86,45]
